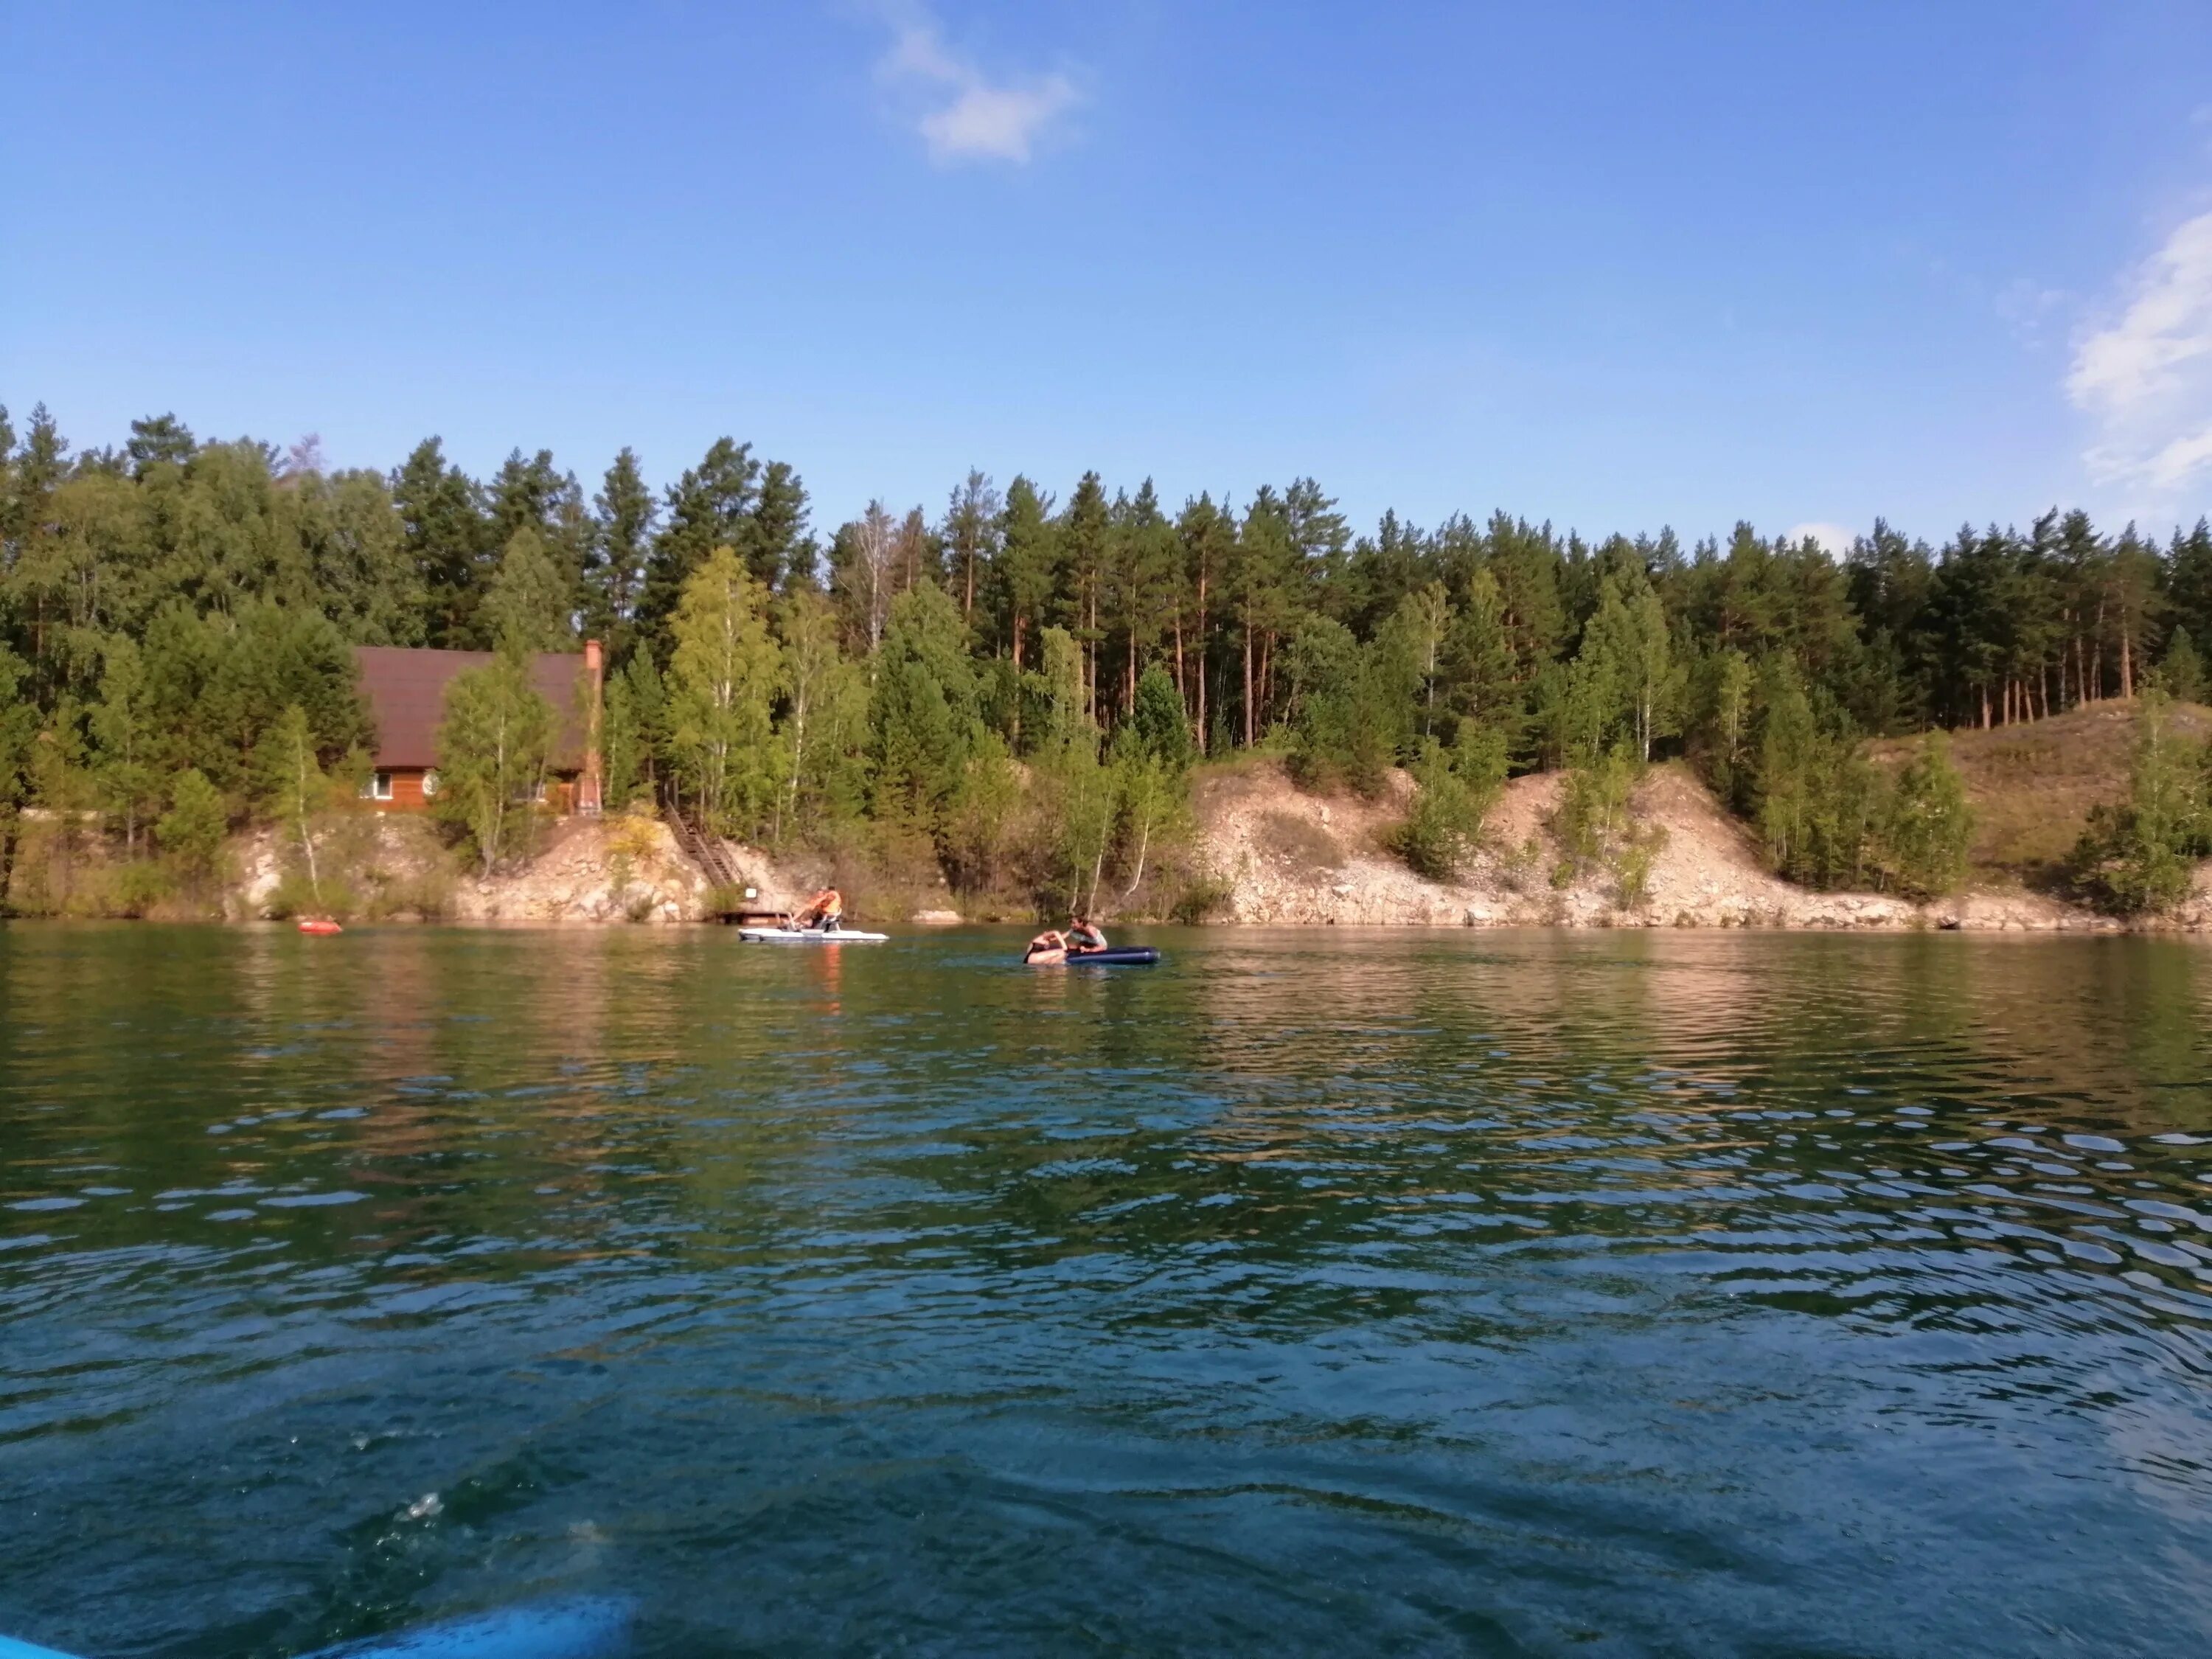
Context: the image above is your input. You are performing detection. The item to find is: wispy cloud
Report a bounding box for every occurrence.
[2068,211,2212,494]
[875,7,1079,166]
[1784,522,1857,558]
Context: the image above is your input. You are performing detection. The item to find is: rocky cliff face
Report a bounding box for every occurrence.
[232,763,2148,931]
[1194,759,2115,932]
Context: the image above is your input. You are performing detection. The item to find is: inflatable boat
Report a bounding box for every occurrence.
[1029,946,1160,967]
[737,922,888,943]
[1,1594,633,1659]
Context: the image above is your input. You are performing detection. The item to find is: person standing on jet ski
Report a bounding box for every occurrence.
[794,886,843,931]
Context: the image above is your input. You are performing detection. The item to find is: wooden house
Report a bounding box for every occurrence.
[352,640,605,815]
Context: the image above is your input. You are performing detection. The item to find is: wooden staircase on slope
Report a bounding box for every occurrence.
[661,793,793,924]
[662,797,742,891]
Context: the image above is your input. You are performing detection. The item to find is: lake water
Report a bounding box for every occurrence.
[4,925,2212,1657]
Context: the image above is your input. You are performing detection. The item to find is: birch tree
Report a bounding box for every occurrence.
[434,652,553,876]
[667,546,782,838]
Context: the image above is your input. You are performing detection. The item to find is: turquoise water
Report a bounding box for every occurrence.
[4,925,2212,1656]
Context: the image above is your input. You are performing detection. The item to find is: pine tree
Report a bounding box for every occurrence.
[1127,664,1197,772]
[2157,627,2205,704]
[1285,616,1391,796]
[90,638,159,854]
[942,470,1001,625]
[1173,493,1234,749]
[870,584,978,830]
[2073,689,2205,914]
[1442,567,1521,752]
[392,438,490,648]
[1394,720,1509,880]
[636,438,759,663]
[156,768,229,902]
[600,653,668,810]
[125,413,195,476]
[995,476,1059,675]
[750,459,813,591]
[1753,655,1818,874]
[1105,479,1177,718]
[1060,471,1111,715]
[586,448,656,657]
[0,644,38,908]
[1234,489,1298,744]
[481,526,575,654]
[1883,731,1972,900]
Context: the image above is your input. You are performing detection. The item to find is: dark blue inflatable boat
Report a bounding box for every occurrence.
[1056,946,1160,966]
[1,1595,633,1659]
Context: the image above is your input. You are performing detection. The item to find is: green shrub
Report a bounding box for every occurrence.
[111,860,170,918]
[1393,724,1508,881]
[1169,872,1234,923]
[1882,732,1973,901]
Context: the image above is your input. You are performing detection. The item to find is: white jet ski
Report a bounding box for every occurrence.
[737,922,890,943]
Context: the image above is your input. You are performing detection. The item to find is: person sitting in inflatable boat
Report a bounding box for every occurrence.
[1065,915,1107,953]
[1024,928,1069,964]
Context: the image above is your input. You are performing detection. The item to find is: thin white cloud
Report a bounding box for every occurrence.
[2068,211,2212,493]
[876,8,1079,166]
[1784,522,1857,558]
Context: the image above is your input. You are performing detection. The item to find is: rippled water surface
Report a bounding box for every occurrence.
[6,925,2212,1657]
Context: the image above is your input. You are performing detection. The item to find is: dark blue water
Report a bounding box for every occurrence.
[4,925,2212,1656]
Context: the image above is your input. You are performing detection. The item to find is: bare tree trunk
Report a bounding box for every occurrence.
[1121,801,1153,903]
[2121,626,2134,699]
[2093,597,2107,699]
[1242,621,1254,749]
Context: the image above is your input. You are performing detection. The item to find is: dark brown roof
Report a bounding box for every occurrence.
[355,647,591,771]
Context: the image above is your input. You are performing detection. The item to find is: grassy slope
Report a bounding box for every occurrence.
[1871,698,2212,887]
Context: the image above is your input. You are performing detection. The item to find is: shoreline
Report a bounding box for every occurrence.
[11,754,2208,936]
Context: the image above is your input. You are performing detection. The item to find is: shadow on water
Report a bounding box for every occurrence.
[4,925,2212,1656]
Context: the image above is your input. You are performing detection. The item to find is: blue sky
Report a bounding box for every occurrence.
[4,1,2211,550]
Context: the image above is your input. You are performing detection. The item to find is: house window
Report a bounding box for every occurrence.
[422,770,439,799]
[363,771,394,801]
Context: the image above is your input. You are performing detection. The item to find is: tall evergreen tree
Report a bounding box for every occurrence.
[585,448,656,656]
[942,469,1001,625]
[636,438,759,663]
[392,438,490,648]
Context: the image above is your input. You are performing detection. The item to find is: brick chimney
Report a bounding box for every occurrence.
[580,639,605,815]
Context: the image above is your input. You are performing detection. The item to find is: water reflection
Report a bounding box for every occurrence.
[2,925,2211,1657]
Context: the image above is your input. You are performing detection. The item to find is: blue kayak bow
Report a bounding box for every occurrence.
[1,1595,634,1659]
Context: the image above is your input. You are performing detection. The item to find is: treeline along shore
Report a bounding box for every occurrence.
[4,400,2212,927]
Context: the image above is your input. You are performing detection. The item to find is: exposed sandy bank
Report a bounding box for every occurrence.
[1194,759,2117,931]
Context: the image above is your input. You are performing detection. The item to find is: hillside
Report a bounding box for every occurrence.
[1870,698,2212,886]
[1191,759,2104,931]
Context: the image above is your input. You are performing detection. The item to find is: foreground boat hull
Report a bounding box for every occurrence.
[2,1595,634,1659]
